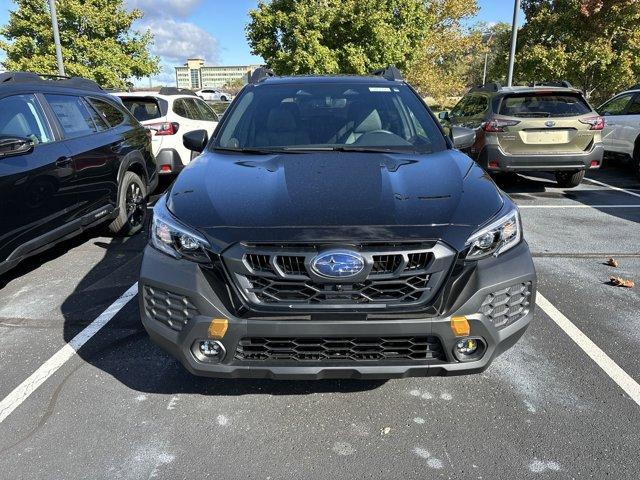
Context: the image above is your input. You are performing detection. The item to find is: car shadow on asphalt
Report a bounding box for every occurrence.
[495,158,640,225]
[57,220,386,397]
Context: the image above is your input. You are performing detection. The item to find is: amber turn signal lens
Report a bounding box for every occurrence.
[450,316,470,337]
[208,318,228,339]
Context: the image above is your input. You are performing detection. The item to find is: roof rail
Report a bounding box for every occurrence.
[158,87,198,96]
[0,71,103,91]
[249,67,275,84]
[473,82,502,92]
[529,80,573,88]
[371,65,404,81]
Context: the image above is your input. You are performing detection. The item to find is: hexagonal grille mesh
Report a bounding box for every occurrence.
[235,336,444,362]
[246,274,431,304]
[143,286,199,331]
[479,282,532,328]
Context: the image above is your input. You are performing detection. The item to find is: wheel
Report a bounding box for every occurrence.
[108,171,147,236]
[555,170,585,188]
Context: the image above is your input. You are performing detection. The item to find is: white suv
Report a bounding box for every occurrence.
[115,88,219,175]
[196,88,232,102]
[598,85,640,178]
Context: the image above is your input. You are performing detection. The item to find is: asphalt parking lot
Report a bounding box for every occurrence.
[0,162,638,480]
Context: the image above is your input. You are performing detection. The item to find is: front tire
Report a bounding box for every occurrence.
[555,170,585,188]
[108,171,147,236]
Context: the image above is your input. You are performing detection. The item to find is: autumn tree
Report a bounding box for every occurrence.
[514,0,640,102]
[0,0,159,89]
[406,0,485,105]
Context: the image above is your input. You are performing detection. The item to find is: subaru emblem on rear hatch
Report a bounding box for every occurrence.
[545,120,556,128]
[311,251,365,278]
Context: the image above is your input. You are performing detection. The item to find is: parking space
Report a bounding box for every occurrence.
[0,163,638,478]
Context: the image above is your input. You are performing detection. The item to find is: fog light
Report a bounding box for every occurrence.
[160,164,171,172]
[455,338,478,355]
[199,340,224,358]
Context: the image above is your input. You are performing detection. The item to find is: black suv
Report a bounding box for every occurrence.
[140,67,536,379]
[0,72,158,275]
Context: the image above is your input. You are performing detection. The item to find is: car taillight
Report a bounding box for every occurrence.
[148,122,179,135]
[482,119,520,133]
[579,116,605,131]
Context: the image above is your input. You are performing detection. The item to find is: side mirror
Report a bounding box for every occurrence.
[183,129,208,153]
[438,111,450,121]
[450,126,476,150]
[0,136,34,158]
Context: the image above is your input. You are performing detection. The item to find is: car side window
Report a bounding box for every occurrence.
[449,97,469,118]
[465,95,488,116]
[193,99,219,122]
[82,98,109,131]
[626,95,640,115]
[0,94,54,144]
[599,94,633,116]
[44,94,99,138]
[173,98,192,118]
[89,98,127,127]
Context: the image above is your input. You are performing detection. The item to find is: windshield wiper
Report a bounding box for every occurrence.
[282,146,421,154]
[213,147,299,155]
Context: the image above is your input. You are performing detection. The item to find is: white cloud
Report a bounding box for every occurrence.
[126,0,220,86]
[144,17,219,65]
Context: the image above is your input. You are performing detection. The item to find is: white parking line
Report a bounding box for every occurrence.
[519,204,640,209]
[536,293,640,406]
[584,177,640,199]
[0,283,138,424]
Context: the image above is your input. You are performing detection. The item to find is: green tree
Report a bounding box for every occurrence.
[514,0,640,102]
[0,0,159,89]
[467,22,512,87]
[246,0,435,75]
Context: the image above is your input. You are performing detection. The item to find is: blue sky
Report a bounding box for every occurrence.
[0,0,521,83]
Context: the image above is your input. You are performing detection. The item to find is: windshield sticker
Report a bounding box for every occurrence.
[369,87,391,92]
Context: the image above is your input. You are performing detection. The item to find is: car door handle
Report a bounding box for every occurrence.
[55,156,73,168]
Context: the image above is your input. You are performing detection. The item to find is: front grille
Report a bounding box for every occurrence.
[142,286,199,331]
[246,274,430,304]
[480,282,532,328]
[235,336,444,362]
[276,255,306,276]
[226,242,456,310]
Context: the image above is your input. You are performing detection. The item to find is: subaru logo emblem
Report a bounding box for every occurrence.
[545,120,556,128]
[311,251,365,278]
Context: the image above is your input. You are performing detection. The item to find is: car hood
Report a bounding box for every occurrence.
[166,149,504,252]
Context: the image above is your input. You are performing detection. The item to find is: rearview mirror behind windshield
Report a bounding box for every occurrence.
[0,136,34,158]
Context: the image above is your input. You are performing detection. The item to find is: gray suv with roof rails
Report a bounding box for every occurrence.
[0,72,157,275]
[440,81,605,187]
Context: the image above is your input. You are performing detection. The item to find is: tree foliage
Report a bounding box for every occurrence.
[248,0,443,75]
[406,0,484,104]
[514,0,640,102]
[0,0,159,88]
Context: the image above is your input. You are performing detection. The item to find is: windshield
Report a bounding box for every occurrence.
[213,82,447,154]
[499,92,592,118]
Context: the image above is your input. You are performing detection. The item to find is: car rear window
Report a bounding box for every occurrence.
[499,93,591,118]
[120,97,162,121]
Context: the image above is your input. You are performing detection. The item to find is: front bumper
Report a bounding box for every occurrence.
[479,143,604,172]
[139,242,536,379]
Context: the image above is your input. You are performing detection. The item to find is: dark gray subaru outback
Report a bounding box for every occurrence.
[139,67,536,379]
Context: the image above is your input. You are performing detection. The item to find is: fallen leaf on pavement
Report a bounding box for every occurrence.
[609,276,634,288]
[606,258,619,268]
[381,427,391,435]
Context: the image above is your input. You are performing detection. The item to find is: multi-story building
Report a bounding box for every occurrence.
[175,59,262,90]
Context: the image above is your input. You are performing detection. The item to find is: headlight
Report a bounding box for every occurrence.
[465,208,521,260]
[150,198,211,263]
